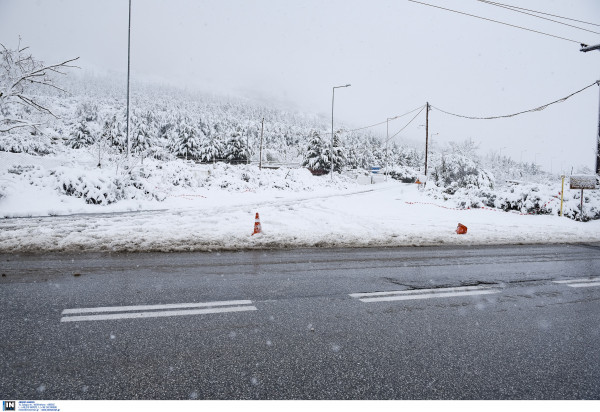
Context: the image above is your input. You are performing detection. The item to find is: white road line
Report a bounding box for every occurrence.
[60,305,257,322]
[349,285,497,299]
[552,277,600,284]
[62,299,253,315]
[563,282,600,288]
[358,289,500,303]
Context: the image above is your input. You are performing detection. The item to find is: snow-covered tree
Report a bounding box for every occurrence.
[199,130,224,163]
[107,113,125,150]
[68,117,95,149]
[175,119,200,160]
[131,112,158,162]
[431,153,494,192]
[0,39,78,132]
[331,131,346,172]
[224,130,248,164]
[302,130,329,174]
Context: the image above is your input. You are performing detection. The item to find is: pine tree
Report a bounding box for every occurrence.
[302,130,329,174]
[224,130,248,164]
[331,131,346,172]
[68,117,95,149]
[176,119,200,160]
[132,122,151,156]
[199,129,224,163]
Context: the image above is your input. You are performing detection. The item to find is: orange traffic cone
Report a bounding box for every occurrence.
[456,223,467,235]
[252,212,262,235]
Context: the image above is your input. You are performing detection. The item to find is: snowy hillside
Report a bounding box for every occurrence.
[1,74,600,252]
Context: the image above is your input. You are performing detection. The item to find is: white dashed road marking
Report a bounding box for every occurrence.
[350,285,502,303]
[61,300,257,322]
[553,277,600,288]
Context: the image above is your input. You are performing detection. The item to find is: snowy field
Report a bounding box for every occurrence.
[1,151,599,253]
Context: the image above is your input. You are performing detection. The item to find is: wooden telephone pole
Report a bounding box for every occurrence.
[424,102,430,176]
[259,118,264,170]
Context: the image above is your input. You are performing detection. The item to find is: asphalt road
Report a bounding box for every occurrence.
[1,244,599,400]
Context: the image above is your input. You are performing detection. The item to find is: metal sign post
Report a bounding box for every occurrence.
[570,175,598,221]
[371,166,380,184]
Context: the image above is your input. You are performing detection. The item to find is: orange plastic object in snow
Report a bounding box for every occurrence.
[456,223,467,235]
[252,212,262,235]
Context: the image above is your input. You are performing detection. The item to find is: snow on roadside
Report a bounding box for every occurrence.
[1,181,599,253]
[1,151,599,253]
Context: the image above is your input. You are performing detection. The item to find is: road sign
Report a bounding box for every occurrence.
[570,175,597,190]
[569,175,598,221]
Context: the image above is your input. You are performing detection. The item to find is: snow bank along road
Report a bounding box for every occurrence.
[1,244,599,399]
[1,182,599,252]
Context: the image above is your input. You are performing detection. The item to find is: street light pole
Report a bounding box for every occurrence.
[331,84,351,180]
[125,0,132,161]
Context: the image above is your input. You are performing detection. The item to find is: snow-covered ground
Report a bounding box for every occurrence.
[1,151,599,253]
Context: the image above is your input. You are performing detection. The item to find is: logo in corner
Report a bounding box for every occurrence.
[2,401,15,411]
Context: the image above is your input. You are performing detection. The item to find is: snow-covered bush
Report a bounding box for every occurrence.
[387,165,419,183]
[429,180,600,221]
[68,118,96,149]
[430,153,494,193]
[55,168,124,205]
[200,162,350,192]
[0,132,54,154]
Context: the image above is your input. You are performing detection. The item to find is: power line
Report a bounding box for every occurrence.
[387,105,426,142]
[344,104,425,133]
[477,0,600,35]
[407,0,584,44]
[477,0,600,28]
[432,81,599,120]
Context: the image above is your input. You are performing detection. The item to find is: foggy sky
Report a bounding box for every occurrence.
[1,0,599,172]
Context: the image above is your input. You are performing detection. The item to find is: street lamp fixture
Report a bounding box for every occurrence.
[331,84,351,180]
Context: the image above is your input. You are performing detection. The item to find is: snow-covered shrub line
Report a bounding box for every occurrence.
[429,182,600,221]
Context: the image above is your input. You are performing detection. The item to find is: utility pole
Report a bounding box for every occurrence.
[125,0,132,161]
[259,117,264,170]
[386,118,389,182]
[424,102,430,176]
[580,43,600,175]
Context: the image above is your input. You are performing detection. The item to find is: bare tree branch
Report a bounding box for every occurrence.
[1,40,79,131]
[0,118,42,133]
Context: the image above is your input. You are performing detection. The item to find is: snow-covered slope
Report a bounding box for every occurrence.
[1,151,599,253]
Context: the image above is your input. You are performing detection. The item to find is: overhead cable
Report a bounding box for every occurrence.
[407,0,584,44]
[431,81,599,120]
[476,0,600,27]
[344,104,425,133]
[477,0,600,35]
[386,105,426,142]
